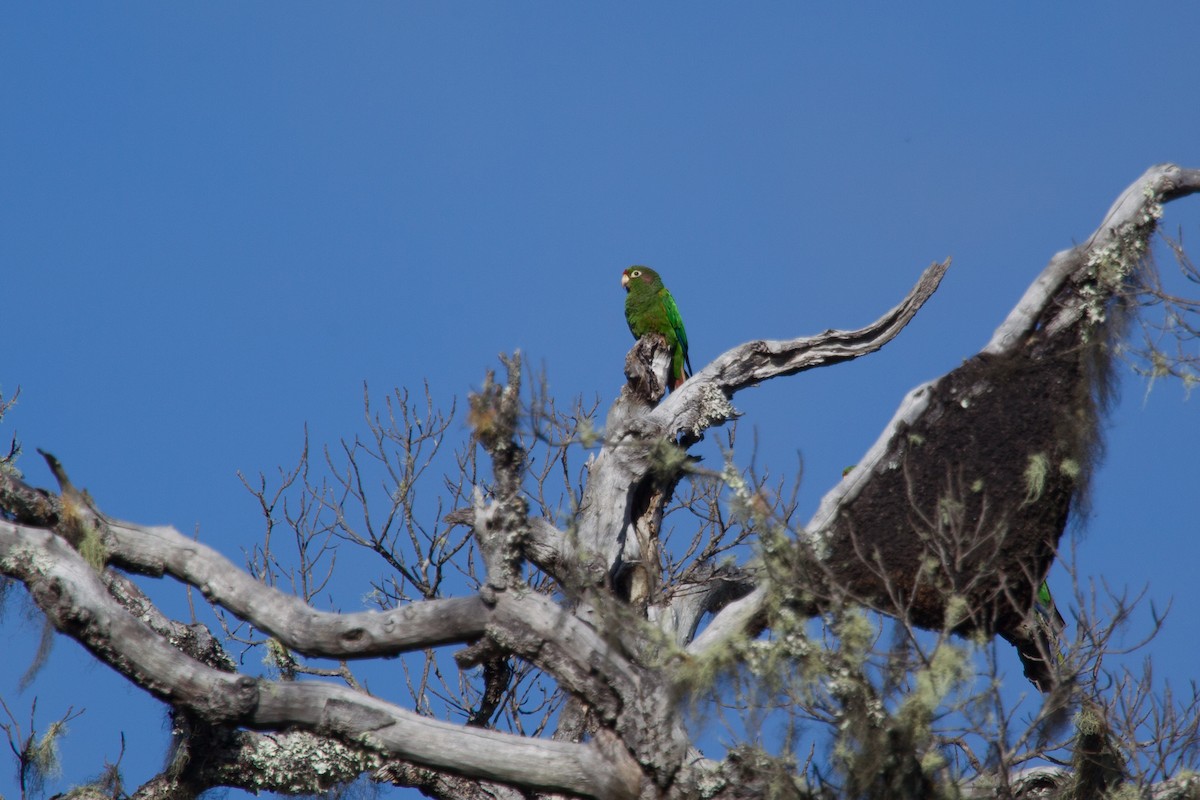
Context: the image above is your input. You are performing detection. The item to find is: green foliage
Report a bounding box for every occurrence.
[575,416,601,449]
[896,642,971,749]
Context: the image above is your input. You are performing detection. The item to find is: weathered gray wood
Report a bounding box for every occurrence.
[654,257,952,438]
[685,585,767,656]
[575,260,951,587]
[987,164,1200,356]
[104,518,489,656]
[0,518,642,800]
[656,562,757,648]
[132,729,381,799]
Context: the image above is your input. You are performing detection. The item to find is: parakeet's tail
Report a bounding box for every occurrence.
[670,351,691,390]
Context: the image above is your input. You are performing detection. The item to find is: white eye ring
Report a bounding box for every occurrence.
[630,269,642,278]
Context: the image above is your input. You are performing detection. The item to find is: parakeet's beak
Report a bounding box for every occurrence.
[621,273,630,290]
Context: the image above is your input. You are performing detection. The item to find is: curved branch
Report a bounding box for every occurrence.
[478,589,689,788]
[0,519,641,800]
[0,467,489,657]
[664,257,950,413]
[657,562,758,648]
[105,518,488,657]
[685,585,768,656]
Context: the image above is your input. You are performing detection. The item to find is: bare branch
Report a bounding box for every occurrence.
[694,164,1200,664]
[986,163,1200,355]
[662,257,951,430]
[103,518,489,657]
[0,518,641,800]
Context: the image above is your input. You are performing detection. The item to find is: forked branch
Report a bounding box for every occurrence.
[0,517,642,800]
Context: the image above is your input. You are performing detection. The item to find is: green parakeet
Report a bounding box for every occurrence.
[622,266,692,389]
[1015,578,1067,692]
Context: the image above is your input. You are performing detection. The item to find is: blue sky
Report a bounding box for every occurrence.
[3,4,1199,795]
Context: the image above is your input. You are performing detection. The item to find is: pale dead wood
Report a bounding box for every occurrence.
[106,518,490,656]
[575,259,951,583]
[986,163,1200,355]
[0,518,641,800]
[656,257,952,439]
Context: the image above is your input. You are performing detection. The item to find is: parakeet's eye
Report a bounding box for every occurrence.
[630,269,642,278]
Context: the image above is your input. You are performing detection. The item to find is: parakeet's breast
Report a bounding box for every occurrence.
[625,290,666,338]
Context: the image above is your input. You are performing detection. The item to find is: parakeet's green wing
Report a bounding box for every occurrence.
[659,288,692,375]
[1035,579,1066,632]
[1036,580,1053,610]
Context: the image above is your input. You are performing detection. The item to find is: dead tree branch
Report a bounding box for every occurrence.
[694,164,1200,670]
[0,516,641,800]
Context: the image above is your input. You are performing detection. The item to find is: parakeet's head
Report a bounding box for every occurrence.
[621,265,663,292]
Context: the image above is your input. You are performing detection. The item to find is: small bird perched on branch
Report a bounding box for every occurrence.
[622,265,692,390]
